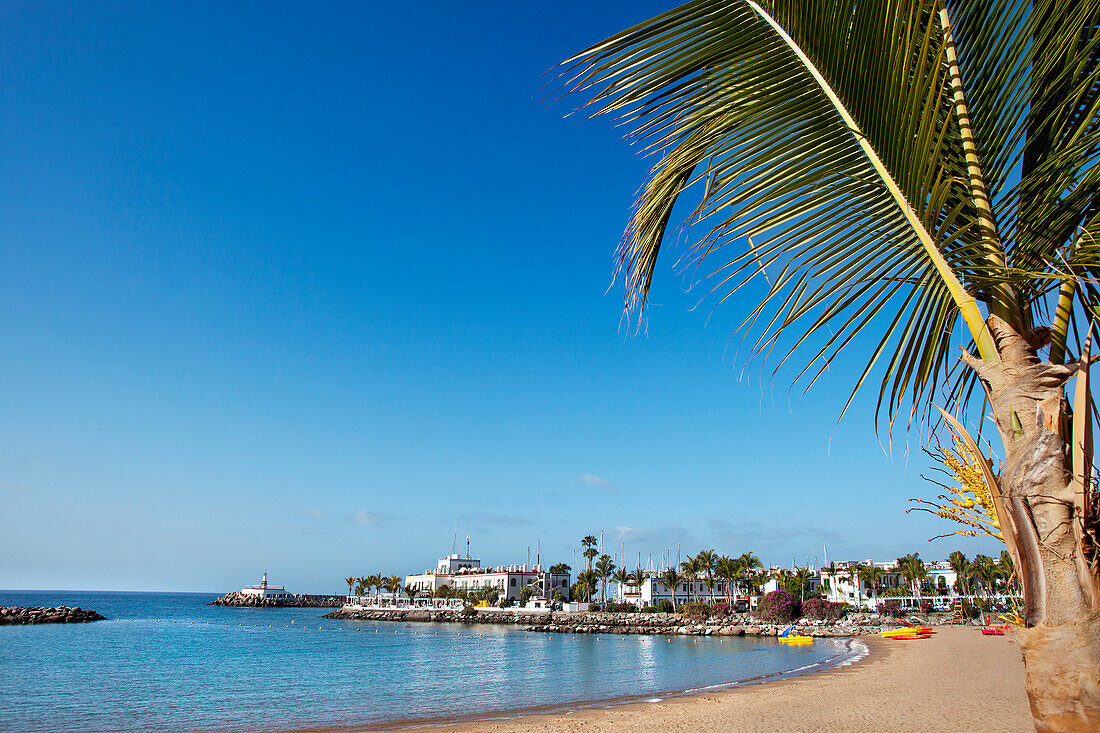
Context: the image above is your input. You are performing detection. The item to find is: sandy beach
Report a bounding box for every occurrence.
[384,626,1032,733]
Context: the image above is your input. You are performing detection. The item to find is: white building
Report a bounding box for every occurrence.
[626,574,749,608]
[820,560,959,609]
[239,572,291,599]
[405,554,570,602]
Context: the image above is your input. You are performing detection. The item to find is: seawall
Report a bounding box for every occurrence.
[208,592,345,608]
[322,607,938,636]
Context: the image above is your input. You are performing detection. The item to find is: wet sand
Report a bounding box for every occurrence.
[371,626,1032,732]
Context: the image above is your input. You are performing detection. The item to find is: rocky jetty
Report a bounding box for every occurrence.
[0,606,106,625]
[208,592,344,608]
[322,607,953,636]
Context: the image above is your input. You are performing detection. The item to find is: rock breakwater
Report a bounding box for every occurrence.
[208,592,344,608]
[322,607,948,636]
[0,606,106,625]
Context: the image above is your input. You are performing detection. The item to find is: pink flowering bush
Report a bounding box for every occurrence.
[801,598,847,621]
[755,590,800,623]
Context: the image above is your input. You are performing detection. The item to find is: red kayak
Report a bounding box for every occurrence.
[981,628,1006,635]
[888,633,932,640]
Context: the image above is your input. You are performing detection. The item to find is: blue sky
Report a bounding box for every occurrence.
[0,1,1004,592]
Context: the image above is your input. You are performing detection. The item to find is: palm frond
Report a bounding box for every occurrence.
[558,0,1000,424]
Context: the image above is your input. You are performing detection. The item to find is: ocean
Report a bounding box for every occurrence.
[0,590,862,732]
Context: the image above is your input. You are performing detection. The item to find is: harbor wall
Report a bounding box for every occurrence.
[208,592,344,608]
[321,606,950,636]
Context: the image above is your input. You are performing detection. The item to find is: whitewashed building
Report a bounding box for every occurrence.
[628,575,748,608]
[820,560,959,608]
[405,554,570,602]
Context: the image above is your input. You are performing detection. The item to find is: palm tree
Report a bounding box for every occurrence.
[558,1,1100,725]
[997,550,1019,595]
[859,566,888,609]
[581,535,599,573]
[716,555,737,605]
[403,584,417,605]
[695,549,718,597]
[847,563,864,610]
[631,567,647,598]
[898,554,930,607]
[345,576,356,599]
[595,554,616,603]
[660,567,684,610]
[384,574,402,603]
[948,551,972,596]
[969,555,999,598]
[613,567,632,602]
[737,553,763,597]
[354,577,369,601]
[791,566,814,603]
[679,557,702,602]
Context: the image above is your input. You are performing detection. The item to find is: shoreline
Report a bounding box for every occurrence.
[275,635,872,733]
[284,626,1030,733]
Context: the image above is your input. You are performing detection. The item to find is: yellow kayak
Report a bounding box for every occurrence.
[779,635,813,643]
[881,626,932,636]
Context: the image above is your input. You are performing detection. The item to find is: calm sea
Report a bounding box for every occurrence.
[0,591,862,732]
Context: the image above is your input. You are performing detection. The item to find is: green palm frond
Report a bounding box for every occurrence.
[557,0,1100,425]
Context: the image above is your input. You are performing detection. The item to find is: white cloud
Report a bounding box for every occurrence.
[579,473,611,488]
[298,508,326,519]
[353,510,385,526]
[0,480,31,492]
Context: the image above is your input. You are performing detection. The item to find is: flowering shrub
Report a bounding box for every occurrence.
[710,602,731,616]
[876,599,904,617]
[755,590,800,623]
[801,598,848,621]
[604,602,638,613]
[680,602,713,620]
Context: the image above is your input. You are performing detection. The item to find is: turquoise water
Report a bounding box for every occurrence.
[1,591,861,732]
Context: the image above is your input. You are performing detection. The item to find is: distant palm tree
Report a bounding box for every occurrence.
[660,568,684,610]
[997,551,1018,595]
[846,563,864,609]
[792,566,814,603]
[898,554,930,607]
[695,549,718,596]
[737,553,763,597]
[595,555,616,603]
[386,574,403,600]
[613,567,632,602]
[403,584,417,604]
[716,555,737,605]
[581,535,599,573]
[969,555,999,598]
[345,576,356,599]
[859,566,887,609]
[354,576,369,599]
[947,551,971,596]
[631,567,647,597]
[680,557,702,601]
[575,569,597,602]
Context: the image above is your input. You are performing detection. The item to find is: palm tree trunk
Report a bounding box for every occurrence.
[962,317,1100,731]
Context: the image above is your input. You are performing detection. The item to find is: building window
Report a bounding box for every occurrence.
[510,578,517,587]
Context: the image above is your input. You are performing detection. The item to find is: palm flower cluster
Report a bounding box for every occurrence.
[909,438,1003,542]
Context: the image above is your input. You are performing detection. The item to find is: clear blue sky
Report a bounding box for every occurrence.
[0,1,1003,592]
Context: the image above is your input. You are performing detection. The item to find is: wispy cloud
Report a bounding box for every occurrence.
[301,528,333,536]
[353,510,387,526]
[579,473,612,488]
[0,480,31,492]
[298,508,326,519]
